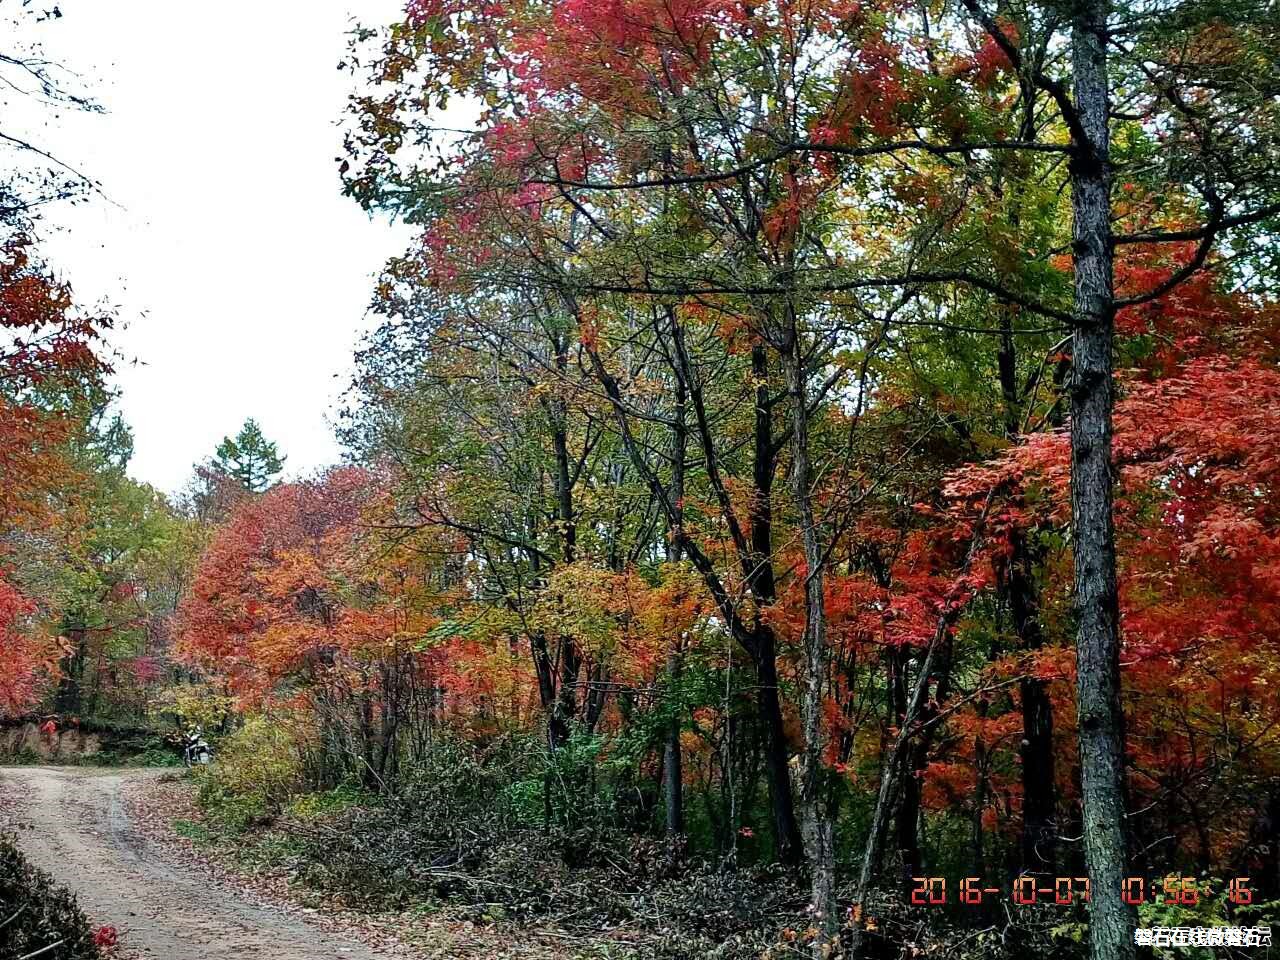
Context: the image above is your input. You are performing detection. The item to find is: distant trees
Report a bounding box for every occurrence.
[176,467,461,787]
[0,204,110,721]
[0,2,154,723]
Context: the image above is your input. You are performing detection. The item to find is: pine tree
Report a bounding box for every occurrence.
[212,419,284,493]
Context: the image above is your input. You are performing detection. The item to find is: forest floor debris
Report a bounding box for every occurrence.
[119,768,651,959]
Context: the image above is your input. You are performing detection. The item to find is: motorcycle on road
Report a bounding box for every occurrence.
[182,728,213,767]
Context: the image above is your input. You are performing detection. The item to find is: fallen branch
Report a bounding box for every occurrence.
[19,939,65,960]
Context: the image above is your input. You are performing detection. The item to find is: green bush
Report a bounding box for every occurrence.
[128,745,184,767]
[0,747,44,766]
[197,715,302,829]
[0,835,101,959]
[288,783,373,821]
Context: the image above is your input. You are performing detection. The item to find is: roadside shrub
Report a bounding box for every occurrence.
[0,835,101,959]
[293,804,449,907]
[291,780,804,957]
[93,734,183,767]
[127,743,184,767]
[285,732,798,946]
[198,714,302,828]
[287,783,373,820]
[196,786,273,832]
[0,746,43,765]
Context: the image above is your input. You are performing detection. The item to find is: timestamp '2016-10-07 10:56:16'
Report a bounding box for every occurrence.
[909,876,1257,906]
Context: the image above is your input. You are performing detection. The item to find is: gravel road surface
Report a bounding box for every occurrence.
[0,766,383,960]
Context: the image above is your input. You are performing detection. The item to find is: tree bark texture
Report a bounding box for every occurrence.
[1071,2,1136,955]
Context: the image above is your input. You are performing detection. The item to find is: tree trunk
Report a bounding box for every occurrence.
[1006,532,1059,875]
[663,651,685,836]
[747,343,803,866]
[972,697,989,880]
[755,643,803,865]
[997,294,1060,878]
[896,641,951,895]
[1255,788,1280,901]
[783,328,837,952]
[663,362,687,837]
[55,626,86,715]
[547,412,581,750]
[1071,1,1135,955]
[1020,669,1057,873]
[896,747,925,889]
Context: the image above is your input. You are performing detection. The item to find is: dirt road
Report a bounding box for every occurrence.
[0,766,385,960]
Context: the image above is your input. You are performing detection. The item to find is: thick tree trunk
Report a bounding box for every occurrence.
[551,636,581,749]
[739,339,802,866]
[1020,670,1057,872]
[1256,789,1280,900]
[1071,2,1135,956]
[896,747,925,887]
[663,652,685,836]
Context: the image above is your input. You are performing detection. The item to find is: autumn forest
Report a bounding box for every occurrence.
[3,0,1280,958]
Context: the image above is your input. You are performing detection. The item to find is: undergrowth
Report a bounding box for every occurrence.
[183,731,1101,960]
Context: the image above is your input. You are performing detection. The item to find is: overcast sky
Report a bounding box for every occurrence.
[10,0,416,495]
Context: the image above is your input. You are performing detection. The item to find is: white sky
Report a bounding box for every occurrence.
[10,0,417,495]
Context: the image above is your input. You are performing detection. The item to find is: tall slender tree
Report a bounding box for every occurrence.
[212,418,285,493]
